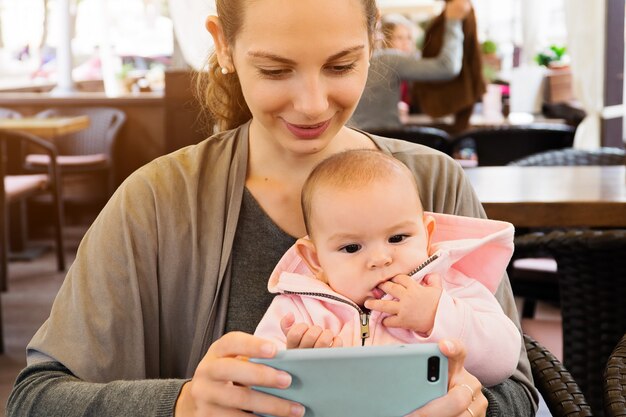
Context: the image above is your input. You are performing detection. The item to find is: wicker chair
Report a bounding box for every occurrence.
[526,334,594,417]
[368,126,453,155]
[514,229,626,416]
[26,107,126,198]
[604,333,626,417]
[509,147,625,166]
[507,146,625,318]
[450,124,576,166]
[0,108,22,119]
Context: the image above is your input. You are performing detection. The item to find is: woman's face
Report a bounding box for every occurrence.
[230,0,371,156]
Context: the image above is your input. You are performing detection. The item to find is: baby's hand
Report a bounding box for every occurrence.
[364,273,443,335]
[280,313,343,349]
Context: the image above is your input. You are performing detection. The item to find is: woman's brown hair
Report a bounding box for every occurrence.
[194,0,379,133]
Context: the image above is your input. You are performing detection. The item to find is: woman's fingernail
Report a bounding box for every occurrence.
[444,340,455,353]
[277,371,292,388]
[291,404,305,417]
[260,343,275,356]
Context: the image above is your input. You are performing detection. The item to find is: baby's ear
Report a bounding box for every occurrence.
[424,214,436,250]
[295,237,324,277]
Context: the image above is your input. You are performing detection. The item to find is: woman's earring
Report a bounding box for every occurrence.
[220,67,229,75]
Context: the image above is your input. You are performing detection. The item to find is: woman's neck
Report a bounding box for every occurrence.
[245,123,376,237]
[247,123,375,182]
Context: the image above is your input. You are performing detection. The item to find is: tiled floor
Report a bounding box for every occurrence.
[518,298,562,417]
[0,226,83,415]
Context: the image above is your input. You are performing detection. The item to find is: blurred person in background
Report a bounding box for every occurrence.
[351,0,471,130]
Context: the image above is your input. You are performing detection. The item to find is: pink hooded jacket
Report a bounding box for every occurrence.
[254,213,521,386]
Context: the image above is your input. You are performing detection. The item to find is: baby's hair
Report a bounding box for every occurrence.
[301,149,420,235]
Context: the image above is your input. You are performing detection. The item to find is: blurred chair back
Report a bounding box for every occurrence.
[507,146,626,318]
[525,334,593,417]
[0,108,22,119]
[368,126,453,155]
[604,333,626,417]
[1,130,66,293]
[514,229,626,416]
[30,107,126,197]
[509,147,625,166]
[452,124,576,166]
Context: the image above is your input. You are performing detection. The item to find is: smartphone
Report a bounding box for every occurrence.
[251,343,448,417]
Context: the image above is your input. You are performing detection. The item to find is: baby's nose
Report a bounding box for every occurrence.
[368,251,392,269]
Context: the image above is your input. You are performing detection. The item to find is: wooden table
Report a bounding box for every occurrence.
[0,115,90,139]
[465,166,626,228]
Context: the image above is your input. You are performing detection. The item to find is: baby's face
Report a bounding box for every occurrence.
[308,176,432,306]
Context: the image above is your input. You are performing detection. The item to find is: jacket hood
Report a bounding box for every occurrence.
[268,213,514,295]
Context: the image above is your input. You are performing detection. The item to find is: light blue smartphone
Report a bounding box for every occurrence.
[251,344,448,417]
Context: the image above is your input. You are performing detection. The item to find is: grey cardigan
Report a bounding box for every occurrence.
[351,19,464,130]
[8,122,537,416]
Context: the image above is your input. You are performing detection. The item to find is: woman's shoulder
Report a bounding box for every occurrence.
[119,124,248,195]
[368,133,457,164]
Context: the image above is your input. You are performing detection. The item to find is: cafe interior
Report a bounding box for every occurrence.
[0,0,625,416]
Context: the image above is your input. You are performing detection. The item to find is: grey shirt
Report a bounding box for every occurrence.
[351,20,464,130]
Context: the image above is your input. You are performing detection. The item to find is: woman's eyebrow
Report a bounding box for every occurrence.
[247,45,365,65]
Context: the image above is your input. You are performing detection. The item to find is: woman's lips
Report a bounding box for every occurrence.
[283,119,331,139]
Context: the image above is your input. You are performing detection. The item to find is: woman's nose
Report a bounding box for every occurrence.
[293,74,328,119]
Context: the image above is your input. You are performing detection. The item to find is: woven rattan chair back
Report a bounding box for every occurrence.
[0,108,22,119]
[509,147,625,166]
[605,333,626,417]
[515,230,626,416]
[450,123,575,166]
[526,334,593,417]
[35,107,125,157]
[368,126,454,155]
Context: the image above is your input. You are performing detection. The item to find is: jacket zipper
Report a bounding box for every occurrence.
[283,290,370,345]
[281,254,439,347]
[407,253,439,276]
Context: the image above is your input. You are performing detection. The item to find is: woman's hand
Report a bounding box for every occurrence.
[175,331,306,417]
[405,339,487,417]
[280,312,343,349]
[444,0,472,21]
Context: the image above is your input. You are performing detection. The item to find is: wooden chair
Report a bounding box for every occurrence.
[450,124,576,166]
[368,126,454,155]
[514,229,626,416]
[604,333,626,417]
[1,130,65,293]
[525,334,593,417]
[26,107,126,198]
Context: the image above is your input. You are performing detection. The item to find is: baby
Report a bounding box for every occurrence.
[254,149,521,386]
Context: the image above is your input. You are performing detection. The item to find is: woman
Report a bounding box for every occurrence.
[351,0,469,130]
[7,1,537,416]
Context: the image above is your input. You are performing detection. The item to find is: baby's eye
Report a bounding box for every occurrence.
[340,244,361,253]
[389,234,408,243]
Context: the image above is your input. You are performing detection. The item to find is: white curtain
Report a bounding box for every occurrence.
[564,0,606,149]
[520,0,547,66]
[167,0,216,70]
